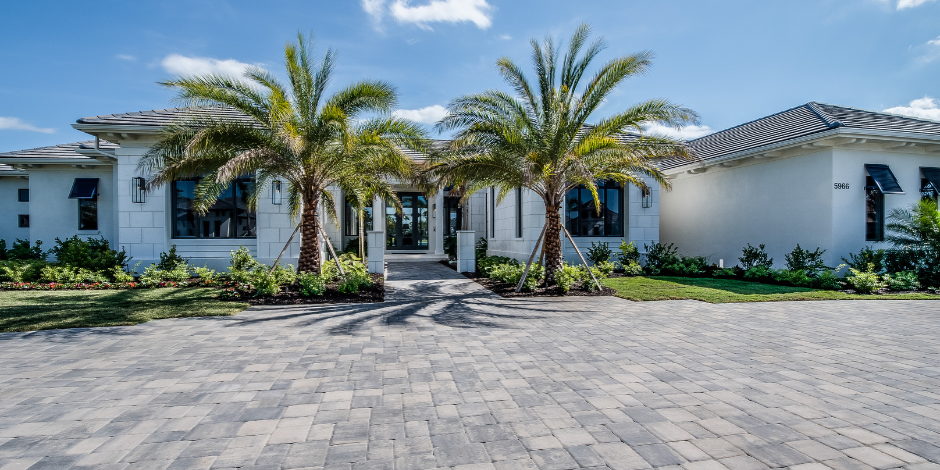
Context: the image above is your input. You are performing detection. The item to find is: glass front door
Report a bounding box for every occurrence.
[386,193,429,250]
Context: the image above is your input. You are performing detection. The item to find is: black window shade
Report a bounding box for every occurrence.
[922,167,940,197]
[864,164,903,194]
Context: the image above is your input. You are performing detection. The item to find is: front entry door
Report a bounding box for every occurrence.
[386,193,429,250]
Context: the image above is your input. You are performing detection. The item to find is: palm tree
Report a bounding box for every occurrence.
[140,33,428,274]
[426,24,697,282]
[886,198,940,285]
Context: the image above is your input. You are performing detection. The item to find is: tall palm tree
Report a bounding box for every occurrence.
[426,24,698,282]
[141,33,428,274]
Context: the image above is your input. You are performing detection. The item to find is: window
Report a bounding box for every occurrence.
[18,189,28,202]
[566,180,624,237]
[490,187,495,238]
[865,176,884,242]
[516,187,523,238]
[344,196,373,236]
[443,197,462,237]
[18,215,29,228]
[923,178,938,202]
[922,167,940,202]
[172,177,256,238]
[79,198,98,231]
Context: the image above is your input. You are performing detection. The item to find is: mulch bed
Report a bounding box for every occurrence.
[439,260,614,297]
[236,274,385,305]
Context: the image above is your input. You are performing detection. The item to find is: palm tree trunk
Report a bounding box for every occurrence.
[543,205,563,283]
[298,196,321,274]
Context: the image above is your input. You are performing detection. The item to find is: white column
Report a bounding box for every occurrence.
[456,230,475,273]
[367,230,385,276]
[434,192,445,255]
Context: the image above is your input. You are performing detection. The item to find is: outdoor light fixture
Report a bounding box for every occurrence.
[641,187,652,208]
[131,177,146,204]
[272,180,282,205]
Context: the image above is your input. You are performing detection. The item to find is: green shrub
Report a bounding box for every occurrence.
[443,235,457,260]
[297,272,327,297]
[323,253,367,282]
[772,269,814,288]
[842,246,886,273]
[886,199,940,287]
[586,241,613,265]
[110,266,135,283]
[616,240,641,268]
[489,263,543,290]
[664,256,708,276]
[0,239,6,260]
[555,263,581,293]
[593,260,616,277]
[39,265,109,284]
[229,246,261,273]
[744,265,774,281]
[884,271,921,291]
[338,270,372,294]
[271,264,297,286]
[644,242,679,275]
[155,245,188,271]
[251,270,282,297]
[0,260,46,282]
[193,266,220,284]
[581,264,610,291]
[140,263,190,285]
[846,264,886,294]
[739,244,773,270]
[621,261,643,276]
[784,244,828,274]
[478,256,518,277]
[48,236,128,271]
[475,237,488,260]
[813,267,845,290]
[712,267,740,279]
[8,239,44,260]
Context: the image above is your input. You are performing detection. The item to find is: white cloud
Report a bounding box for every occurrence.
[0,117,55,134]
[884,97,940,121]
[393,105,448,124]
[499,34,511,40]
[116,54,136,61]
[897,0,937,8]
[644,123,713,140]
[362,0,386,30]
[388,0,492,30]
[160,54,254,79]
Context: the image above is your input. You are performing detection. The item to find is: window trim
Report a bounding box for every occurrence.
[344,196,373,237]
[17,188,29,202]
[565,180,625,238]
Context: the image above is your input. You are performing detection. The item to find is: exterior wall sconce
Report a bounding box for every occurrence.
[641,187,652,208]
[272,180,282,205]
[131,177,146,204]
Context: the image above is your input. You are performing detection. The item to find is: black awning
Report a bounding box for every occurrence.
[68,178,99,199]
[865,164,903,194]
[922,167,940,193]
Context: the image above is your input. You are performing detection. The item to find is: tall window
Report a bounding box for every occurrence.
[866,176,884,242]
[490,187,495,238]
[516,187,523,238]
[345,197,373,236]
[566,180,624,237]
[172,177,256,238]
[79,198,98,230]
[18,189,28,202]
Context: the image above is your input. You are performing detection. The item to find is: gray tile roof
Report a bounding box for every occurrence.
[76,106,255,127]
[0,140,118,161]
[661,102,940,170]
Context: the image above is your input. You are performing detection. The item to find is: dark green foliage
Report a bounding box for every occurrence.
[443,235,457,260]
[0,240,6,261]
[48,236,128,271]
[643,242,679,275]
[784,244,828,274]
[343,238,368,257]
[739,244,773,270]
[478,256,518,277]
[885,271,921,291]
[586,241,613,265]
[475,237,488,260]
[664,256,709,277]
[744,266,774,282]
[886,199,940,287]
[616,240,640,266]
[156,245,188,271]
[712,267,741,279]
[9,239,44,260]
[842,246,886,273]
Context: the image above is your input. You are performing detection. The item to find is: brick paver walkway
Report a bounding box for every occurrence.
[1,262,939,469]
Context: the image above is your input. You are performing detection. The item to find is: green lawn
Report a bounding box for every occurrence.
[0,288,248,333]
[603,276,939,303]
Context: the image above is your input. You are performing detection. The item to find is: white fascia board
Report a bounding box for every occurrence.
[664,128,940,176]
[0,158,107,166]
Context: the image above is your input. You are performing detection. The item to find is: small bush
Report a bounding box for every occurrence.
[8,239,44,260]
[644,242,679,275]
[140,263,190,285]
[616,240,641,267]
[813,267,845,290]
[712,267,740,279]
[229,246,261,273]
[476,237,488,260]
[784,244,828,274]
[744,266,774,281]
[621,261,643,276]
[593,260,616,277]
[664,256,708,277]
[846,264,886,294]
[739,244,773,270]
[586,241,613,265]
[489,263,543,290]
[49,236,128,271]
[297,272,326,297]
[842,246,886,273]
[0,260,46,283]
[338,270,372,294]
[251,270,282,297]
[110,266,135,283]
[555,263,581,293]
[193,266,220,284]
[323,253,367,282]
[443,235,457,260]
[581,264,610,291]
[478,256,518,277]
[772,269,814,288]
[884,271,921,291]
[156,245,188,271]
[343,237,368,257]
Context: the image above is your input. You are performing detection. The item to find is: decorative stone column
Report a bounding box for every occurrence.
[367,230,385,276]
[456,230,475,273]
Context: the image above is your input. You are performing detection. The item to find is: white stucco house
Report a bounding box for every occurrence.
[0,107,660,269]
[660,102,940,269]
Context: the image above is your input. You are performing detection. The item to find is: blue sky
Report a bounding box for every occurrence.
[1,0,939,152]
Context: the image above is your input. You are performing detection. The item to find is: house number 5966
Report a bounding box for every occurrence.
[834,183,850,190]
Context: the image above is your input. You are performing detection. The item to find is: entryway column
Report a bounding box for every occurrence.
[367,230,385,275]
[434,192,445,255]
[456,230,475,273]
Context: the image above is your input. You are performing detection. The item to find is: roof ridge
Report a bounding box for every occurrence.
[806,102,843,128]
[816,101,940,126]
[688,102,822,143]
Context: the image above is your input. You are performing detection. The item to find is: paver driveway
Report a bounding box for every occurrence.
[1,262,940,470]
